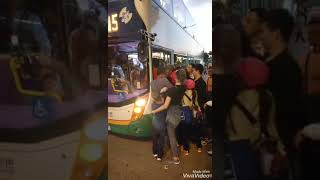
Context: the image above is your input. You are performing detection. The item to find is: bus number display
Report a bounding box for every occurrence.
[108,14,118,33]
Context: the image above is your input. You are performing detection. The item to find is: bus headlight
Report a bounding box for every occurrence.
[131,95,148,121]
[79,144,103,162]
[135,99,146,107]
[134,107,142,113]
[84,119,107,141]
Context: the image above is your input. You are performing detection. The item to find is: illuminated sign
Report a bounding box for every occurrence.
[108,7,133,33]
[108,14,118,33]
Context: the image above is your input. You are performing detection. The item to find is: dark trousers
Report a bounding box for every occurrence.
[176,121,191,151]
[191,121,203,148]
[228,140,263,180]
[300,139,320,180]
[204,106,213,140]
[167,122,179,157]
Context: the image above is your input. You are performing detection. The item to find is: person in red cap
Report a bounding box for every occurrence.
[176,79,202,155]
[236,57,269,89]
[228,57,287,179]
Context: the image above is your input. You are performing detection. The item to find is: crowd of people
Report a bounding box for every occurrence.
[150,62,212,164]
[213,7,320,180]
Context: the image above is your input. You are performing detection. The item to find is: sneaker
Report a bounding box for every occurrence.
[153,154,158,158]
[197,148,202,153]
[173,160,180,165]
[156,157,162,161]
[207,150,212,156]
[173,157,180,165]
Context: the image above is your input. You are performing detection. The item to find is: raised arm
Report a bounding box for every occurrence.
[152,96,171,114]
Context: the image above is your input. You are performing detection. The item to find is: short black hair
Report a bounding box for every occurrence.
[249,8,268,22]
[153,58,160,68]
[157,65,166,75]
[193,64,204,74]
[176,69,187,83]
[264,9,294,43]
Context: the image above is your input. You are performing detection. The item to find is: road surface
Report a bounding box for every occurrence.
[108,134,212,180]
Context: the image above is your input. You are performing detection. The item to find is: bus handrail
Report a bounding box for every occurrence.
[9,58,62,102]
[111,78,129,94]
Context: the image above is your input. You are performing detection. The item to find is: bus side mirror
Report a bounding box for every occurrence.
[138,40,148,63]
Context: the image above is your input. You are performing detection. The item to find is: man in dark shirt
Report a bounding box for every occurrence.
[241,8,268,59]
[192,64,207,110]
[192,64,208,153]
[186,63,195,80]
[260,9,306,150]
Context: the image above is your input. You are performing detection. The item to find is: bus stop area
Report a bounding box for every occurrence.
[108,134,212,180]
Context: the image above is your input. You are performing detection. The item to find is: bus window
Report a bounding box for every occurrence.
[65,0,106,91]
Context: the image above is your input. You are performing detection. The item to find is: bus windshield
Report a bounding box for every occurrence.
[107,42,149,104]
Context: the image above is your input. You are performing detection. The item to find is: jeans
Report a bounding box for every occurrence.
[152,104,167,158]
[300,139,320,180]
[167,122,179,158]
[191,121,203,148]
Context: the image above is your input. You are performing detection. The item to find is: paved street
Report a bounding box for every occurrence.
[108,134,212,180]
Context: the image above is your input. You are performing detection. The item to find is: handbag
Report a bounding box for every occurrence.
[165,105,182,128]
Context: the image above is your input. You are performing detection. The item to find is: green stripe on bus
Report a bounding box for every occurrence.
[109,114,153,138]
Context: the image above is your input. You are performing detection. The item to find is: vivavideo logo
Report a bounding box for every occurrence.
[183,170,212,179]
